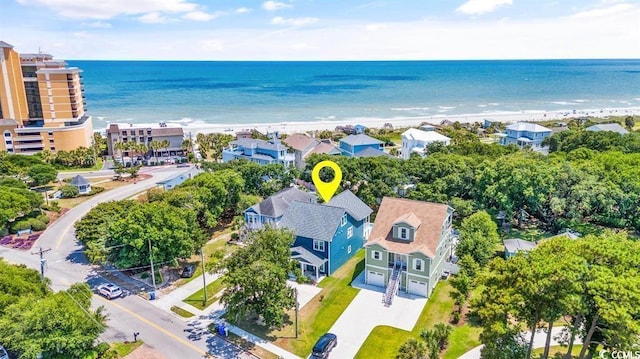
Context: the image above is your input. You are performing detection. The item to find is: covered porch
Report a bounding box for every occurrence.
[291,246,327,282]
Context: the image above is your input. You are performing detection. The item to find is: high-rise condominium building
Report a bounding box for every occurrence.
[0,41,93,154]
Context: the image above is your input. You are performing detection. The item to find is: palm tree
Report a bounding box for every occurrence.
[161,139,171,161]
[148,140,161,165]
[113,141,126,160]
[181,138,193,162]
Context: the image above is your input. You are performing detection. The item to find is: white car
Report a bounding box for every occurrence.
[97,283,123,299]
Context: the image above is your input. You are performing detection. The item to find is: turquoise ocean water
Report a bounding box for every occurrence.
[68,60,640,130]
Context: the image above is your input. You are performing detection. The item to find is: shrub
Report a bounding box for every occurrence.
[87,186,105,196]
[452,312,460,324]
[43,200,61,213]
[100,349,118,359]
[140,272,149,279]
[60,184,79,198]
[230,233,239,240]
[11,219,32,233]
[95,342,110,356]
[36,214,50,224]
[29,219,47,231]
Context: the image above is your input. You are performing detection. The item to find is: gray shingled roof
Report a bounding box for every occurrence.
[503,238,537,253]
[340,134,383,146]
[353,147,390,158]
[70,175,90,186]
[327,190,373,221]
[247,187,315,218]
[291,246,327,267]
[0,41,14,48]
[232,138,284,151]
[586,123,629,135]
[281,201,346,242]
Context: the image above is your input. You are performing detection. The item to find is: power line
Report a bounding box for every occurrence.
[31,247,52,282]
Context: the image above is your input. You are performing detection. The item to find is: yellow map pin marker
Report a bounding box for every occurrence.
[312,160,342,202]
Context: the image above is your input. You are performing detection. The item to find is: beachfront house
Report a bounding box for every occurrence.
[401,128,451,159]
[222,137,295,167]
[339,134,385,158]
[586,123,629,135]
[106,123,185,157]
[70,175,91,194]
[281,190,373,278]
[496,122,552,152]
[503,238,537,259]
[244,187,316,230]
[364,197,454,303]
[283,133,341,169]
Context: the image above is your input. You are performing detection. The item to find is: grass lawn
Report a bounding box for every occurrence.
[225,332,280,359]
[179,225,238,285]
[355,281,482,359]
[110,340,143,357]
[232,250,366,357]
[170,305,195,318]
[505,227,553,242]
[183,276,226,310]
[55,178,131,209]
[57,158,103,172]
[532,344,583,358]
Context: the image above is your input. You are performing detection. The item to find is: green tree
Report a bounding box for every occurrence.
[396,338,426,359]
[0,283,106,359]
[455,211,499,267]
[624,116,635,129]
[59,184,79,198]
[220,227,296,328]
[27,164,57,186]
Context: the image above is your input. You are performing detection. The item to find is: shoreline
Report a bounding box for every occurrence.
[103,107,640,135]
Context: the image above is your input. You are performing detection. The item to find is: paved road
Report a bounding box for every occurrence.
[1,166,217,359]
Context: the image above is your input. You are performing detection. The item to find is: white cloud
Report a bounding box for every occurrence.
[571,3,634,18]
[16,0,198,19]
[235,7,251,14]
[138,12,170,24]
[271,16,318,26]
[182,11,224,21]
[81,21,112,28]
[365,23,388,32]
[200,39,224,52]
[456,0,512,15]
[73,31,91,39]
[263,1,292,11]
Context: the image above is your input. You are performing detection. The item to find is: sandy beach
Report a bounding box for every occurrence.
[177,107,640,135]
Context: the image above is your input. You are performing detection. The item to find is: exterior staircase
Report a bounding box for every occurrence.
[383,263,402,306]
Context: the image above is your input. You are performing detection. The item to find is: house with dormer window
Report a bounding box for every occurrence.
[364,197,454,304]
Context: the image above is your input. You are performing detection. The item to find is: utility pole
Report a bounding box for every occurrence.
[31,247,52,282]
[148,238,156,292]
[201,248,207,306]
[295,288,299,338]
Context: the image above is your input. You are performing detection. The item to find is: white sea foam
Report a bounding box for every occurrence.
[477,104,487,108]
[574,99,589,103]
[175,117,195,123]
[551,101,578,106]
[439,106,456,110]
[390,107,430,111]
[314,115,337,121]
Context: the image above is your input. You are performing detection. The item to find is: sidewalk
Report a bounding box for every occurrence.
[149,272,303,359]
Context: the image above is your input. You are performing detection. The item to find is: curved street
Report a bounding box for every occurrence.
[1,166,220,359]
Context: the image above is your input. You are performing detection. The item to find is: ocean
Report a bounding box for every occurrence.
[67,60,640,131]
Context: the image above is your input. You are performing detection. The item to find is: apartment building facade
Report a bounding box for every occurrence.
[0,41,92,154]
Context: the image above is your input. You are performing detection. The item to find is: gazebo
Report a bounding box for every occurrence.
[70,175,91,194]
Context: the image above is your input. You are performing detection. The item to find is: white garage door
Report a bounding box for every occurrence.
[408,279,428,297]
[367,271,385,287]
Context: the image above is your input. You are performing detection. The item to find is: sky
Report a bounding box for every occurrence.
[1,0,639,60]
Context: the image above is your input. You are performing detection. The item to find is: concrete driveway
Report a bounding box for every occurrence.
[326,272,427,359]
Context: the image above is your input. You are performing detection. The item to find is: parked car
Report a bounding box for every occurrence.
[97,283,123,299]
[0,344,9,359]
[177,163,190,168]
[181,264,196,278]
[311,333,337,358]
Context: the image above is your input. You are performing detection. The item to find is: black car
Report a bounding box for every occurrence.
[181,264,196,278]
[311,333,337,358]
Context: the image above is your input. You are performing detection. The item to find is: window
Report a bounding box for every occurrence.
[400,228,408,239]
[3,132,10,137]
[347,226,353,238]
[313,240,325,252]
[414,258,423,271]
[341,214,347,226]
[348,245,352,254]
[372,250,381,260]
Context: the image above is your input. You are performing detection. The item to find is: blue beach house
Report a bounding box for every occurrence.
[244,187,316,230]
[222,138,295,167]
[497,122,552,152]
[339,134,384,158]
[281,190,373,278]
